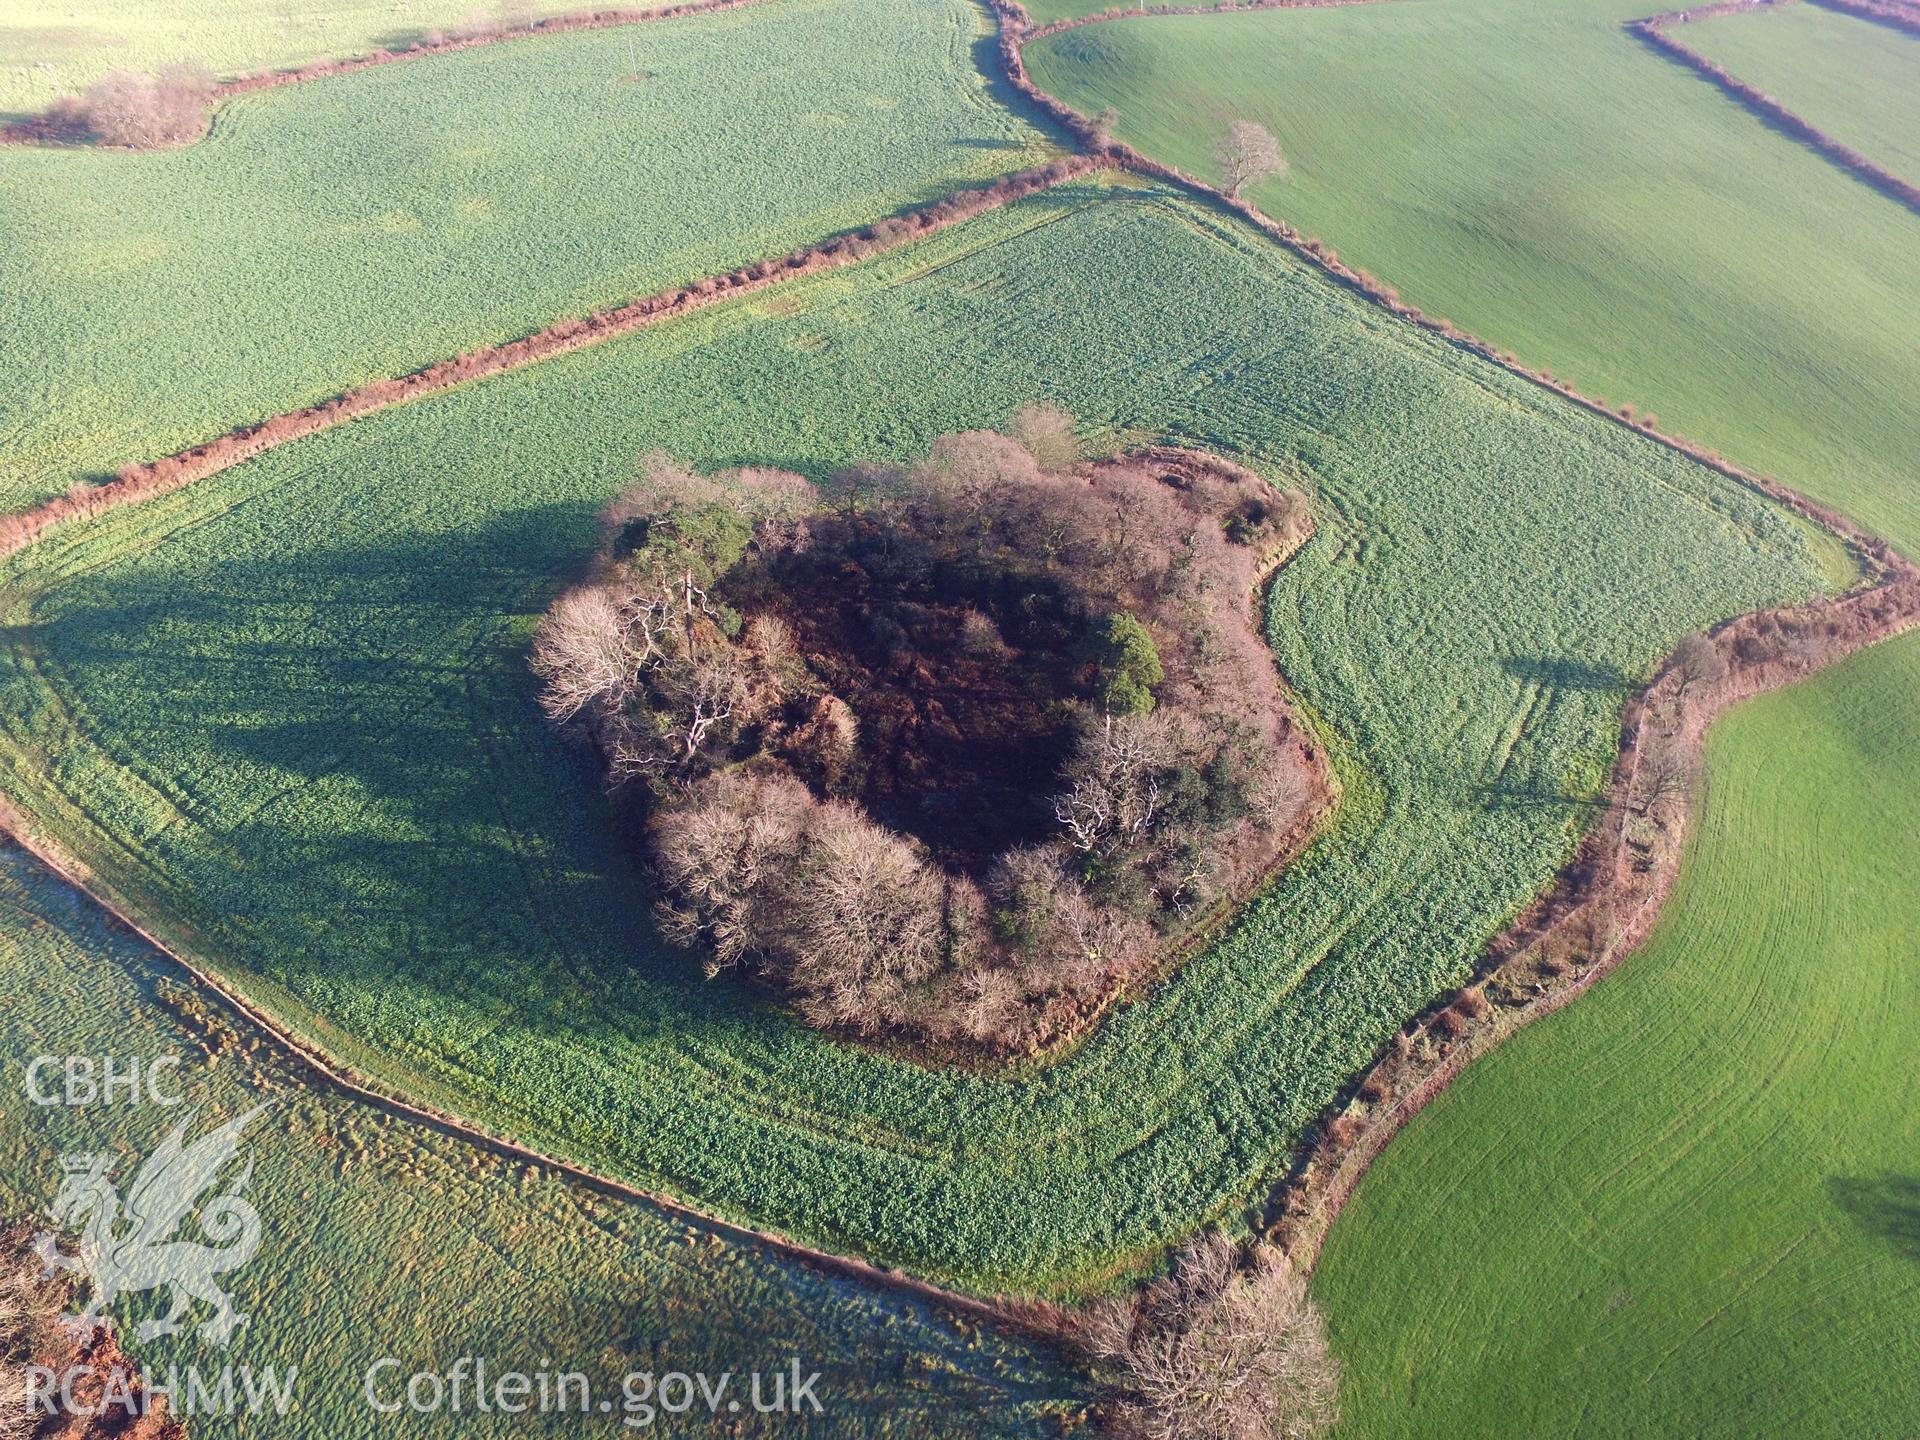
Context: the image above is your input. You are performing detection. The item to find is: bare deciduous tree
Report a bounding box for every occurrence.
[79,61,214,148]
[787,804,948,994]
[1007,401,1082,472]
[529,585,636,722]
[1054,711,1179,856]
[607,642,758,780]
[1671,630,1727,697]
[1086,1235,1340,1440]
[651,770,811,973]
[1636,749,1698,819]
[1215,119,1287,199]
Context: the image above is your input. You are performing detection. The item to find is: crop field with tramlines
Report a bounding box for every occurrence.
[0,0,1046,510]
[1314,631,1920,1439]
[0,845,1087,1438]
[0,0,1912,1435]
[1023,0,1920,1429]
[1025,0,1920,548]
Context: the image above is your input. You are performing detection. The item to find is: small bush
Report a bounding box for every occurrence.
[77,61,214,148]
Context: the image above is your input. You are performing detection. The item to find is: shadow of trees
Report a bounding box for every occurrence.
[1831,1174,1920,1266]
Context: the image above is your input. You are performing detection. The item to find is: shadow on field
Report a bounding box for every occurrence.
[25,500,785,1048]
[971,29,1075,149]
[1831,1175,1920,1267]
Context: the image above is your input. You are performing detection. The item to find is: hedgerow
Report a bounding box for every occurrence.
[0,0,1050,512]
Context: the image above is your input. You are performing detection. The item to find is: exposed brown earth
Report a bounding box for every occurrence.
[0,1222,185,1439]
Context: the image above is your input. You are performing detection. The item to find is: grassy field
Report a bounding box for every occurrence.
[0,0,1048,512]
[0,844,1087,1438]
[1021,0,1143,23]
[1313,631,1920,1439]
[1020,0,1920,1429]
[0,0,636,115]
[1687,1,1920,186]
[0,179,1823,1295]
[1024,0,1920,551]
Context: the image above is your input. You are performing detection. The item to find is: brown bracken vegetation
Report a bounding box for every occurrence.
[532,415,1327,1056]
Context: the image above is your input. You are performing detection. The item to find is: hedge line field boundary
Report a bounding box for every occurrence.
[0,0,778,148]
[0,0,1912,1336]
[1805,0,1920,37]
[989,0,1920,1271]
[0,804,1082,1344]
[992,0,1899,527]
[0,156,1094,558]
[1629,1,1920,217]
[1265,518,1920,1270]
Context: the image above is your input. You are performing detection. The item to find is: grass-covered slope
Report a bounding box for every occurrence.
[0,845,1087,1439]
[0,181,1822,1293]
[1023,0,1920,550]
[0,0,1048,511]
[1687,1,1920,186]
[1313,631,1920,1439]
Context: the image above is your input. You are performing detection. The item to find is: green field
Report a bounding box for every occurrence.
[1313,630,1920,1438]
[0,0,1048,512]
[1024,0,1920,550]
[0,178,1823,1295]
[1019,0,1920,1429]
[0,843,1087,1438]
[0,0,651,115]
[1687,1,1920,186]
[1021,0,1141,23]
